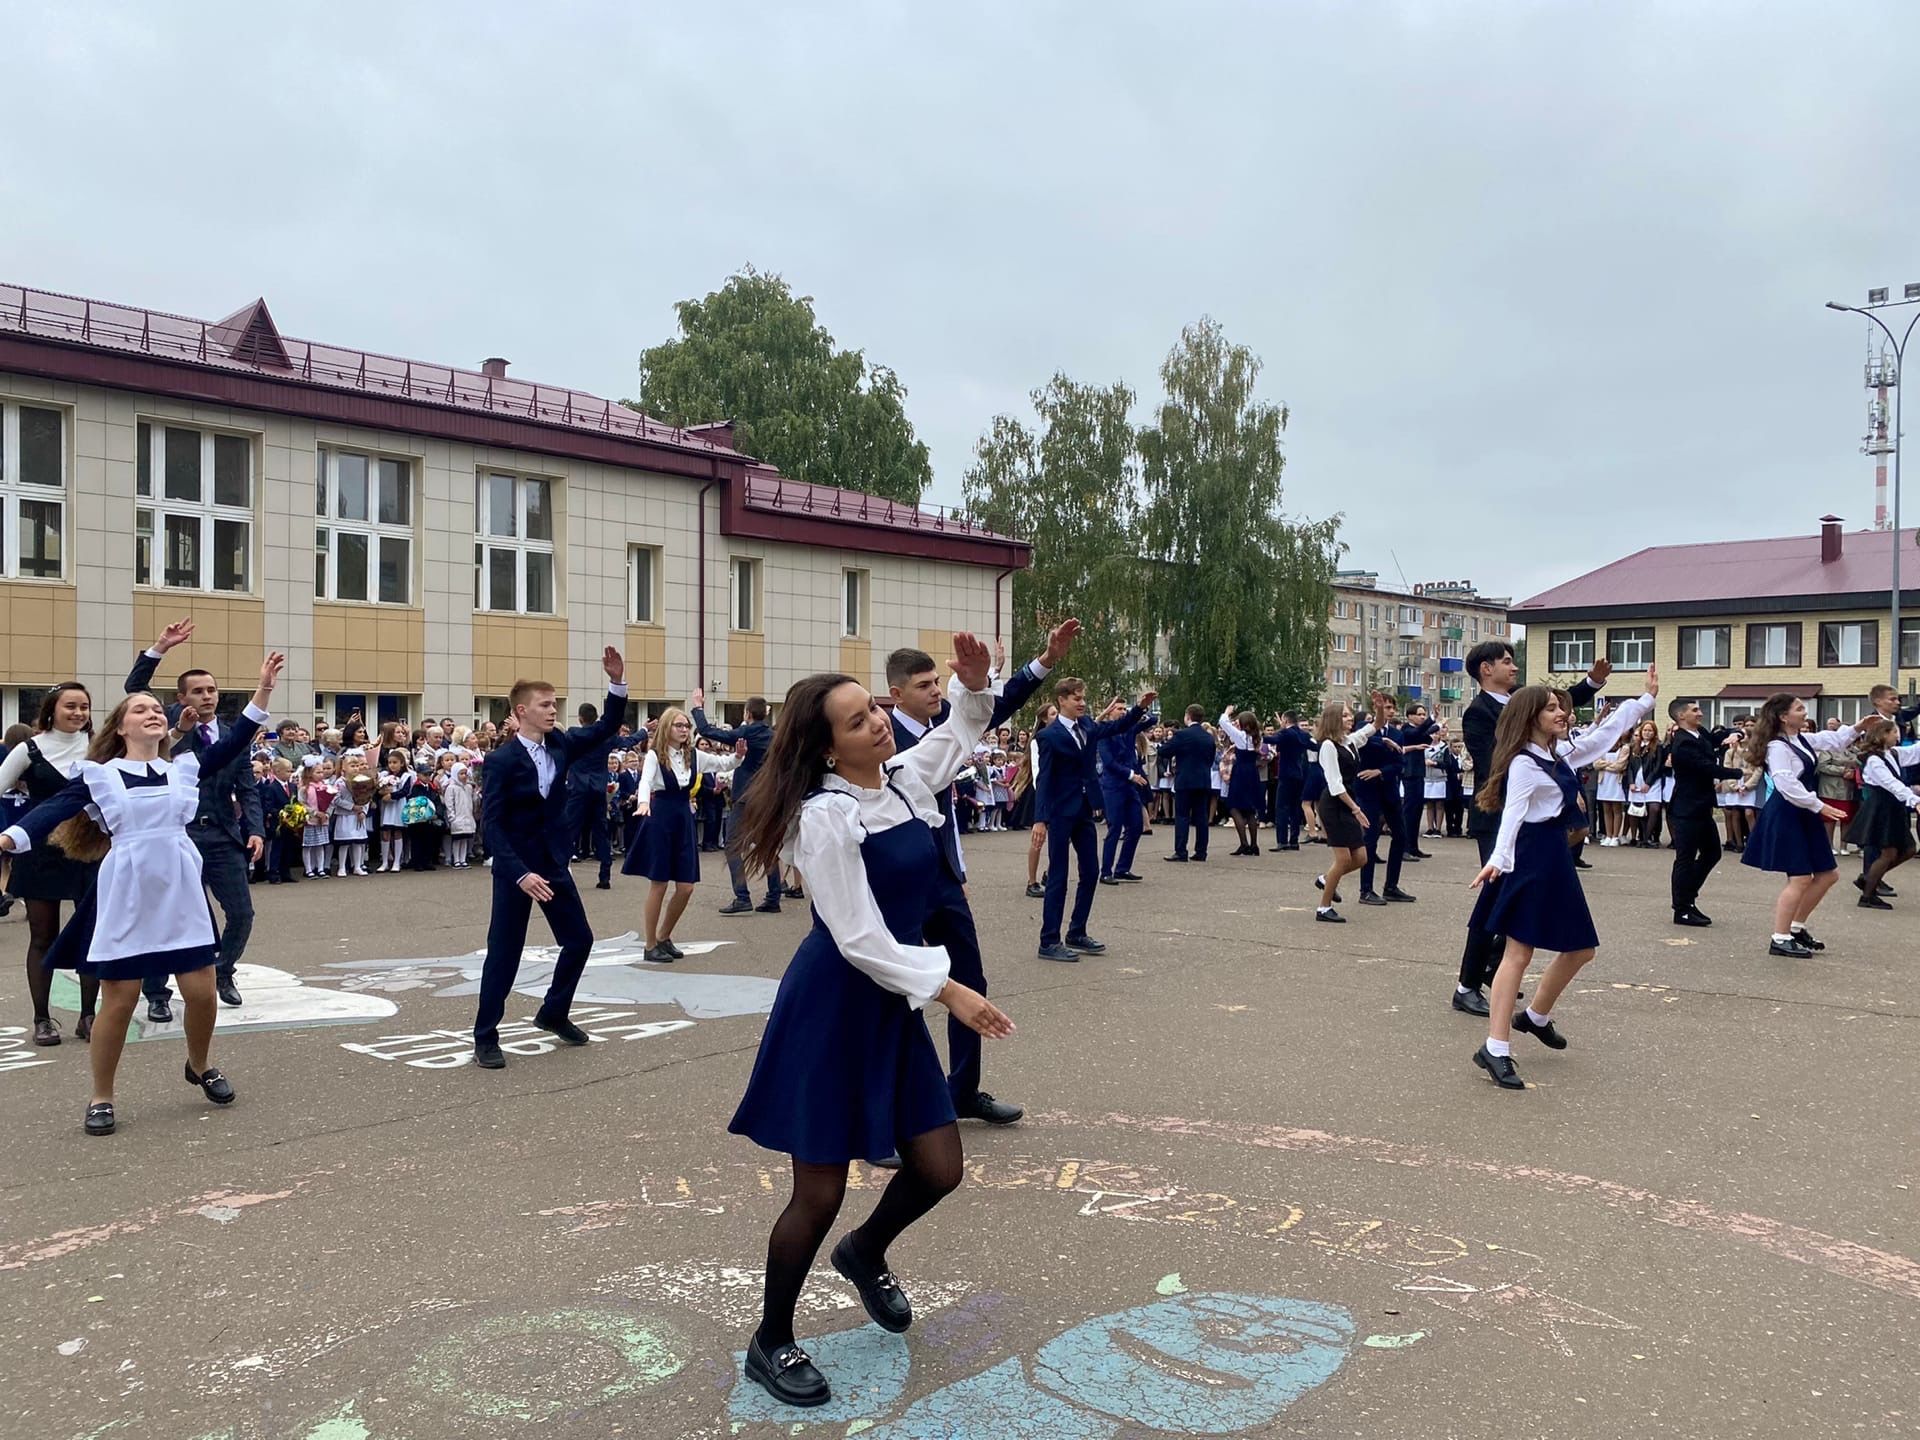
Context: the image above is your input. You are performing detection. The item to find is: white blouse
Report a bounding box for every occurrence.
[788,674,994,1011]
[1861,747,1920,806]
[638,745,738,802]
[0,727,89,791]
[1218,709,1256,753]
[1489,694,1652,873]
[1317,722,1377,800]
[1765,724,1859,813]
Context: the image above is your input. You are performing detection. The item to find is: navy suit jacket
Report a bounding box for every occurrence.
[564,717,627,791]
[1269,725,1315,784]
[124,650,264,846]
[484,690,626,886]
[891,660,1049,883]
[1097,712,1153,791]
[692,709,773,799]
[1156,723,1217,792]
[1038,708,1145,822]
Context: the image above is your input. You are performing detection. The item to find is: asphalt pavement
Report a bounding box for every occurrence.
[2,823,1914,1439]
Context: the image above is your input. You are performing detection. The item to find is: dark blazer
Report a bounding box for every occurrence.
[564,716,624,791]
[1097,716,1151,790]
[483,690,626,886]
[1037,707,1144,823]
[1156,723,1217,792]
[124,650,264,847]
[1464,676,1599,835]
[692,708,773,799]
[1393,717,1439,785]
[1666,726,1741,818]
[1268,725,1315,783]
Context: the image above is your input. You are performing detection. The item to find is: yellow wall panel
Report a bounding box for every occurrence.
[0,583,76,682]
[839,637,872,690]
[130,592,266,694]
[728,630,765,700]
[625,625,667,699]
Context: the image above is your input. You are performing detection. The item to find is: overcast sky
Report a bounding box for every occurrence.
[7,1,1918,604]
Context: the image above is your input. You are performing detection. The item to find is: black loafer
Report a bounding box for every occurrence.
[534,1011,591,1045]
[473,1038,507,1069]
[1472,1045,1525,1089]
[1064,933,1106,954]
[1792,929,1826,952]
[1314,908,1345,923]
[32,1017,59,1046]
[960,1091,1024,1125]
[1037,943,1080,962]
[1382,887,1417,902]
[185,1063,235,1104]
[146,998,173,1025]
[1098,875,1120,885]
[644,943,677,964]
[217,978,243,1006]
[830,1236,912,1333]
[1511,1010,1568,1050]
[755,900,782,914]
[84,1101,115,1136]
[1114,872,1143,882]
[1162,855,1188,863]
[1451,988,1491,1017]
[718,898,753,915]
[743,1333,830,1408]
[1359,893,1388,907]
[1767,938,1813,958]
[660,939,686,959]
[1858,894,1894,910]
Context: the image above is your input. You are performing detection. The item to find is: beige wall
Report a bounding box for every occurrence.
[0,582,78,686]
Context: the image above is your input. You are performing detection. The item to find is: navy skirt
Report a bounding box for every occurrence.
[1227,753,1263,811]
[44,884,219,981]
[729,923,955,1165]
[1846,789,1915,853]
[1470,821,1598,954]
[1303,767,1327,804]
[1742,795,1836,876]
[621,795,700,883]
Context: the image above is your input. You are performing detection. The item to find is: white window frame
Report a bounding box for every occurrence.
[841,567,868,639]
[0,400,67,581]
[315,445,415,606]
[1606,626,1655,670]
[1819,619,1877,668]
[627,544,662,625]
[1548,628,1595,671]
[473,470,556,615]
[135,420,255,594]
[730,557,760,633]
[1901,618,1920,670]
[1747,623,1799,668]
[1678,624,1731,669]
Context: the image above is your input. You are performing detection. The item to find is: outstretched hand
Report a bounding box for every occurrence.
[602,646,626,684]
[1040,618,1082,668]
[257,651,286,693]
[1138,689,1158,709]
[689,685,704,710]
[950,632,991,692]
[155,618,194,653]
[1644,663,1660,698]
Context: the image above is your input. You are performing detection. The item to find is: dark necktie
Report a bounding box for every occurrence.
[200,723,215,750]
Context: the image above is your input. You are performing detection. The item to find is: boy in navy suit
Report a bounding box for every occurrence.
[1156,706,1217,862]
[1097,699,1154,883]
[1036,678,1156,961]
[471,647,629,1070]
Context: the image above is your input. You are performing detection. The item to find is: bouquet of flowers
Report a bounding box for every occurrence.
[277,800,310,834]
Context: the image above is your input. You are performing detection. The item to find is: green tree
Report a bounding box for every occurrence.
[962,376,1145,706]
[1137,318,1342,717]
[632,267,931,505]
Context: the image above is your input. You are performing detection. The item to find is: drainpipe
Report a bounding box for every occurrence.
[697,475,719,687]
[993,566,1014,644]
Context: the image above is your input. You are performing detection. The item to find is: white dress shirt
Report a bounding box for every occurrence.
[638,744,738,801]
[1861,750,1920,807]
[1765,723,1857,813]
[517,682,628,797]
[1317,722,1377,801]
[788,675,993,1010]
[1489,693,1651,873]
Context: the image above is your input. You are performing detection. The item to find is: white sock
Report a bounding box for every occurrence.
[1456,983,1473,995]
[1485,1037,1512,1057]
[1789,922,1809,935]
[1772,932,1794,944]
[1317,905,1335,916]
[1525,1006,1551,1026]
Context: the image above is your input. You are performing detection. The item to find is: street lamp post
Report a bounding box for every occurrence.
[1826,292,1920,689]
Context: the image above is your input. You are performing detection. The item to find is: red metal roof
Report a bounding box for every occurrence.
[1514,524,1918,619]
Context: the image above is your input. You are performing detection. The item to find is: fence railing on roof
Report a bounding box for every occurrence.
[737,472,1018,541]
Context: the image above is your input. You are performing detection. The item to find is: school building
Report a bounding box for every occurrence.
[1324,573,1512,724]
[1512,515,1915,726]
[0,281,1028,728]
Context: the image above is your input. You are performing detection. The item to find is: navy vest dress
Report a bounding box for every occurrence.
[729,783,956,1165]
[1469,752,1599,955]
[622,756,700,884]
[1742,736,1835,876]
[1226,736,1263,812]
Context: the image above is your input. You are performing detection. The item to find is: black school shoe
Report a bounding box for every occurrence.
[534,1010,591,1045]
[1767,937,1814,958]
[1064,933,1107,954]
[1382,886,1416,902]
[185,1063,235,1105]
[84,1101,115,1136]
[743,1334,830,1408]
[1451,988,1491,1017]
[1791,928,1825,952]
[1511,1010,1568,1050]
[1473,1045,1526,1089]
[1858,893,1894,910]
[830,1235,913,1333]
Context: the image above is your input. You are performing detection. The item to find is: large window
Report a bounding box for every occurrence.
[730,557,760,632]
[1818,619,1878,668]
[316,446,412,604]
[473,471,554,614]
[1745,622,1802,668]
[1607,626,1655,670]
[135,421,253,592]
[842,568,868,638]
[1902,618,1920,670]
[1679,624,1732,669]
[0,401,64,580]
[627,545,660,625]
[1548,628,1595,671]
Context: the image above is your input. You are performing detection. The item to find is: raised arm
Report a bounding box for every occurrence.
[1804,723,1860,754]
[1863,753,1920,808]
[1217,709,1249,750]
[894,666,995,793]
[1564,692,1654,769]
[0,773,95,852]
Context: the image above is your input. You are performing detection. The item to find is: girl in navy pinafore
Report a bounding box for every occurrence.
[724,643,1015,1412]
[1739,694,1857,957]
[1468,680,1653,1090]
[624,710,738,964]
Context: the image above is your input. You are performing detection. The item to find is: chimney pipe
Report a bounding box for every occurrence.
[480,357,510,379]
[1820,514,1844,564]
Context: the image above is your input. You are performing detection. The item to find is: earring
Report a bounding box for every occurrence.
[825,755,837,771]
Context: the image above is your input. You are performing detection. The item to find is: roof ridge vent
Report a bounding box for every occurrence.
[209,298,290,369]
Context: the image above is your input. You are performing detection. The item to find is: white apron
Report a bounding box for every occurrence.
[81,755,216,964]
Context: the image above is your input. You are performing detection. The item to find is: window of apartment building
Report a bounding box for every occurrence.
[842,568,868,638]
[730,557,760,632]
[1745,622,1801,668]
[1470,616,1480,639]
[627,544,661,625]
[315,446,412,604]
[1369,604,1379,629]
[1333,599,1347,619]
[473,471,554,614]
[1607,626,1654,670]
[1399,665,1420,688]
[134,421,253,593]
[1547,629,1595,670]
[1818,619,1878,668]
[1678,624,1731,669]
[1902,618,1920,670]
[0,401,65,580]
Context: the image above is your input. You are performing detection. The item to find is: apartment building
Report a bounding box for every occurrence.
[1513,515,1914,726]
[1324,573,1511,723]
[0,282,1027,727]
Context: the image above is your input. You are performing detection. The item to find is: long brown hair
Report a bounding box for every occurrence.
[34,682,93,737]
[1855,714,1898,759]
[731,673,852,879]
[49,693,178,862]
[1744,693,1800,768]
[1313,702,1348,745]
[1477,686,1557,814]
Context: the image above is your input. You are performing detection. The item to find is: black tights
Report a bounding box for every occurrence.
[757,1123,964,1350]
[1865,844,1915,896]
[25,899,95,1023]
